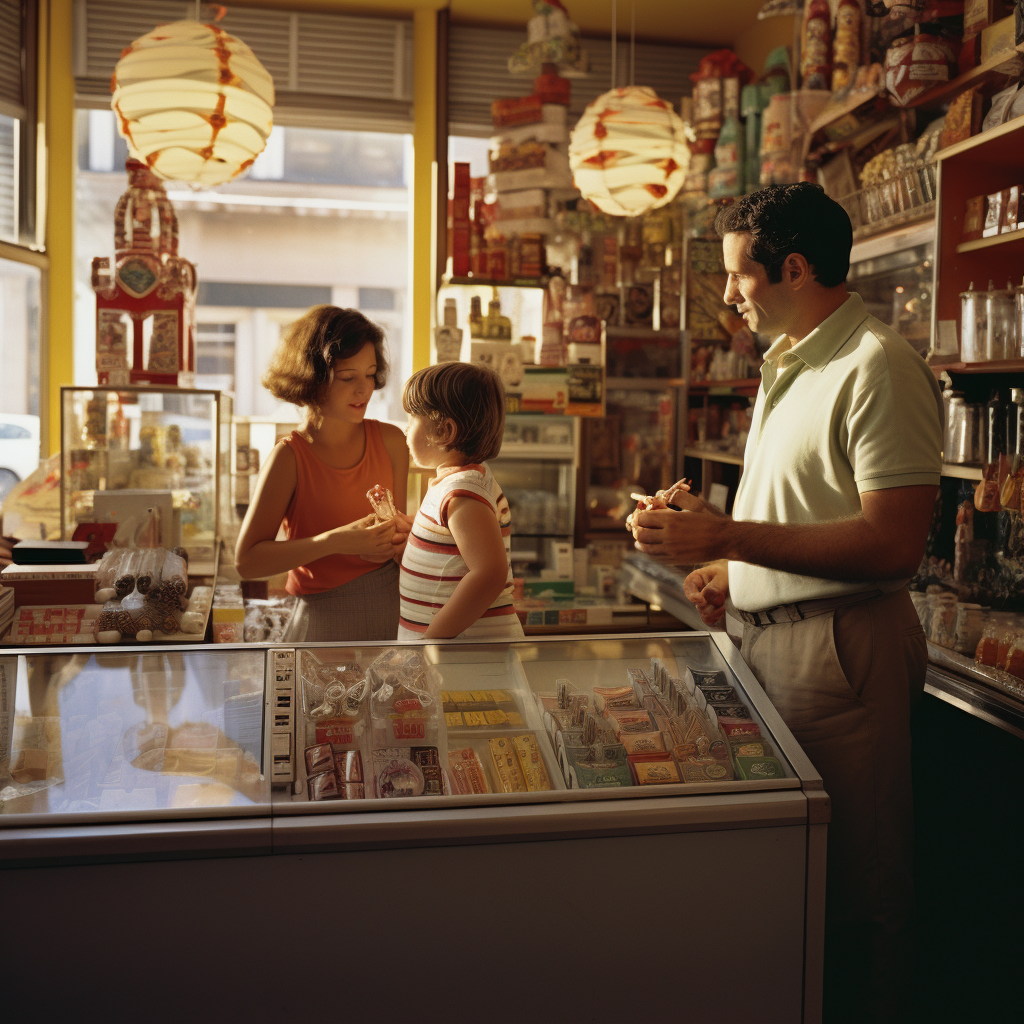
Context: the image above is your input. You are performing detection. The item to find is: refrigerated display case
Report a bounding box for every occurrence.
[2,634,827,1022]
[495,413,578,575]
[60,386,232,573]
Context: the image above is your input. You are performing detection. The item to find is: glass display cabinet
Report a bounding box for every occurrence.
[1,633,826,1022]
[60,386,232,573]
[494,413,578,574]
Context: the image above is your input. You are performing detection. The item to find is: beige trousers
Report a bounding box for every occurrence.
[741,587,927,1021]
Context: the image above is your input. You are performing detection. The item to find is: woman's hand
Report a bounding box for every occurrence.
[390,511,413,562]
[326,514,396,560]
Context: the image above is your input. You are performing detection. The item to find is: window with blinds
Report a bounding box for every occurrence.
[448,25,710,137]
[1,0,37,248]
[73,0,414,132]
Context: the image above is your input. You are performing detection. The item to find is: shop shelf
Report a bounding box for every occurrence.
[806,84,890,145]
[955,226,1024,254]
[495,443,576,460]
[605,325,683,340]
[605,377,686,390]
[443,275,548,289]
[940,463,984,480]
[688,378,762,393]
[935,110,1024,163]
[931,359,1024,375]
[908,46,1024,111]
[849,219,936,263]
[684,445,744,466]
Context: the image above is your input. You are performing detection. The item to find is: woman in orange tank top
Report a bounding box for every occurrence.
[235,307,411,641]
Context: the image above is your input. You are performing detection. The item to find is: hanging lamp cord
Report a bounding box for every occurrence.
[611,0,617,89]
[630,0,635,87]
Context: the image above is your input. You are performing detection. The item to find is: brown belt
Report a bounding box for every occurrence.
[736,589,883,627]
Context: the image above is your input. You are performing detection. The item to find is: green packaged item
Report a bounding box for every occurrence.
[734,755,786,780]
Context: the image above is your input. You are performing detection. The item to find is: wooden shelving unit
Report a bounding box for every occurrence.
[684,446,744,466]
[956,226,1024,254]
[931,358,1024,376]
[932,116,1024,350]
[908,46,1024,110]
[688,377,762,393]
[606,377,686,390]
[941,463,983,481]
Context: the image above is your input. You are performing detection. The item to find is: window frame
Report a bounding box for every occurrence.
[0,0,47,465]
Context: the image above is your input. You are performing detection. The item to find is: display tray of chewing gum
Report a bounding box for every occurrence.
[537,657,790,790]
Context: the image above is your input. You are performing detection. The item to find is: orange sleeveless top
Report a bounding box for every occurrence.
[281,420,394,596]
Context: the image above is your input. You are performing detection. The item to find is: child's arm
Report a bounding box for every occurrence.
[423,496,510,639]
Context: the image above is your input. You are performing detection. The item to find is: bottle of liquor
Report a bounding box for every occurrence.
[434,298,463,363]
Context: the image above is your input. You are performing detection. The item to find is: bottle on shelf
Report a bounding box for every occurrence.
[469,295,484,339]
[1015,277,1024,357]
[434,298,463,363]
[986,391,1006,464]
[483,291,513,341]
[985,281,1015,361]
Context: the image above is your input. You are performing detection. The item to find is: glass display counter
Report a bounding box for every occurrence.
[1,634,827,1022]
[60,386,232,572]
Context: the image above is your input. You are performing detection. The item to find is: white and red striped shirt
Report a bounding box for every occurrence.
[398,463,524,640]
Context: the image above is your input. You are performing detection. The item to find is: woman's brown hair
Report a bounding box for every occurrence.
[403,362,505,463]
[261,306,388,426]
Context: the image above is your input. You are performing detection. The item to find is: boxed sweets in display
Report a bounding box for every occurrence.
[278,634,796,806]
[60,386,231,572]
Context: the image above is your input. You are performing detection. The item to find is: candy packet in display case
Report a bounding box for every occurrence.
[369,648,443,746]
[303,744,365,801]
[447,747,491,794]
[563,742,632,789]
[373,746,445,798]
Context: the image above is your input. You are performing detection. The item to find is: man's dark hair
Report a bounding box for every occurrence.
[714,183,853,287]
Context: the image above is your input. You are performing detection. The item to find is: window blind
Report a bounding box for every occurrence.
[449,24,710,137]
[0,0,24,120]
[73,0,414,132]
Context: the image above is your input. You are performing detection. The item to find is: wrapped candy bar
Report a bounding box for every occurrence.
[448,747,490,794]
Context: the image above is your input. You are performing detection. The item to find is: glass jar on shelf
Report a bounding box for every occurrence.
[1015,277,1024,357]
[985,281,1016,361]
[959,282,985,362]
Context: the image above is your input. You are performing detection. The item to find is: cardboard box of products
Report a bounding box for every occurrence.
[980,15,1017,62]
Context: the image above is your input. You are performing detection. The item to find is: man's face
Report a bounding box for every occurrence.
[722,231,792,338]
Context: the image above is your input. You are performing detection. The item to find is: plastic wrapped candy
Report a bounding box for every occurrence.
[366,484,398,523]
[368,649,441,747]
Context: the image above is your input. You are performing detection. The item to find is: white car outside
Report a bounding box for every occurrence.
[0,413,41,500]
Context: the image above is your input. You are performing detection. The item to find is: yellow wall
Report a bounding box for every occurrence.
[411,7,437,373]
[732,14,797,80]
[45,0,76,454]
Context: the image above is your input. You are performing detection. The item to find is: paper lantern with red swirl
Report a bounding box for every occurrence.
[569,86,691,218]
[112,20,275,188]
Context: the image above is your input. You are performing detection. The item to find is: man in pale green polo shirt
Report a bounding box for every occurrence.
[632,184,942,1023]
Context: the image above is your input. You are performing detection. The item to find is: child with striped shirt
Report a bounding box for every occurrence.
[398,363,524,641]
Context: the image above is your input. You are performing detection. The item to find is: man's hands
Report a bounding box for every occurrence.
[630,487,731,565]
[682,560,729,626]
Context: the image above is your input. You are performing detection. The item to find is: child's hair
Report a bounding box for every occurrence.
[403,362,505,463]
[262,306,388,425]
